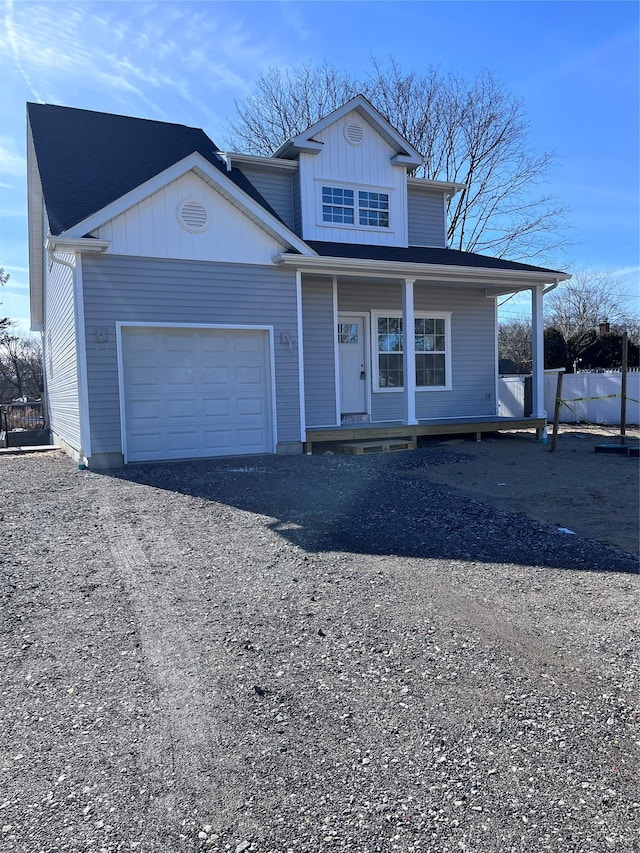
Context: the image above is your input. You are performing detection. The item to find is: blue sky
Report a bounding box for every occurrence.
[1,0,638,330]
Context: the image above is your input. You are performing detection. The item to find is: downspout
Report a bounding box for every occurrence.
[543,277,560,296]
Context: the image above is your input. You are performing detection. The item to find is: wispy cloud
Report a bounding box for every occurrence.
[3,0,45,102]
[0,143,26,177]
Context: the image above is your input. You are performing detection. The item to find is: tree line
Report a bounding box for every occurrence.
[499,270,639,373]
[0,268,44,404]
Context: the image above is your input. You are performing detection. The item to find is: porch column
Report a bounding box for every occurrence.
[402,278,418,425]
[531,286,546,419]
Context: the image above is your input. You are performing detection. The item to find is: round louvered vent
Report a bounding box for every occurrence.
[344,121,365,146]
[177,199,209,232]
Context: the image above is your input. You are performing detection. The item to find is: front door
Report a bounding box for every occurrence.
[338,315,367,415]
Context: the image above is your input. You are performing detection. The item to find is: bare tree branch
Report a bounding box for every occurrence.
[226,60,570,262]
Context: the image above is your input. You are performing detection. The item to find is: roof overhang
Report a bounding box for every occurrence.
[407,176,466,197]
[222,152,299,173]
[273,252,570,294]
[60,151,315,257]
[47,236,111,254]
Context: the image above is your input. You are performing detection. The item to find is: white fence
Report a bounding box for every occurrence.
[498,370,640,424]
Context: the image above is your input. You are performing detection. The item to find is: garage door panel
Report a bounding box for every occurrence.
[129,399,162,420]
[122,327,273,462]
[166,398,198,418]
[202,367,230,385]
[127,366,160,386]
[236,366,264,385]
[202,397,231,417]
[236,397,264,416]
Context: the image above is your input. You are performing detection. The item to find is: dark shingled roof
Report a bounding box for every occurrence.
[27,103,282,234]
[302,241,565,275]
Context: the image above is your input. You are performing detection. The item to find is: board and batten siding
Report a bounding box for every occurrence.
[80,255,301,456]
[407,187,447,248]
[337,279,497,422]
[91,171,287,265]
[237,165,295,231]
[298,109,408,247]
[301,277,338,427]
[44,252,82,450]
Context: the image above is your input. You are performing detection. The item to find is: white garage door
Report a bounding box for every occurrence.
[121,326,273,462]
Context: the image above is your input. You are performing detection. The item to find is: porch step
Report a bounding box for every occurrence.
[339,439,415,455]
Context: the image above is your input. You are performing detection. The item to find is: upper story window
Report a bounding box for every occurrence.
[358,191,389,227]
[322,187,354,224]
[321,185,389,229]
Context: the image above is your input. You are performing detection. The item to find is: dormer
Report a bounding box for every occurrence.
[273,95,425,248]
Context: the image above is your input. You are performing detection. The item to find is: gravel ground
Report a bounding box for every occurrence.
[1,449,639,853]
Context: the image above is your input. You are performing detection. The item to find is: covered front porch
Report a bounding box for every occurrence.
[304,415,546,454]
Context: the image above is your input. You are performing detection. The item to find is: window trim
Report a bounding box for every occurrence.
[370,310,452,393]
[317,181,394,232]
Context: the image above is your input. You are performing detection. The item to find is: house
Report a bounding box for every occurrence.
[27,96,569,468]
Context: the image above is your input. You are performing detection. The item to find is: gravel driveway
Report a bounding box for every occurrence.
[2,449,639,853]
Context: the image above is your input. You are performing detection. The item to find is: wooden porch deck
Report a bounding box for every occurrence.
[304,416,546,454]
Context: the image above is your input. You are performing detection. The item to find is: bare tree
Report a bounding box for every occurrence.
[0,333,43,402]
[0,266,10,334]
[225,63,358,157]
[498,318,532,371]
[545,269,635,343]
[226,59,568,262]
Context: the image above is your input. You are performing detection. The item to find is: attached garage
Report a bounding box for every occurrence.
[119,324,275,462]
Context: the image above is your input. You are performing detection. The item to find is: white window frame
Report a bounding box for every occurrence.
[371,311,452,393]
[316,181,393,232]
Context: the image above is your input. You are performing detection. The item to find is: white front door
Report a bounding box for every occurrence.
[338,315,367,415]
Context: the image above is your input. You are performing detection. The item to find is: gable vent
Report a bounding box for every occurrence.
[344,121,365,146]
[177,199,209,232]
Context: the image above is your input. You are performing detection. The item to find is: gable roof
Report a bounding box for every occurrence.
[26,103,284,234]
[272,94,424,167]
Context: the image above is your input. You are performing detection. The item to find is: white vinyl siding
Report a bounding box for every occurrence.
[298,109,407,246]
[91,171,287,264]
[81,255,301,457]
[43,252,81,450]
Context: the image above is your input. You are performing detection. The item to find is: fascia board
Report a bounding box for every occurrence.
[27,122,44,330]
[62,152,315,256]
[391,153,425,168]
[47,237,110,253]
[273,253,569,288]
[407,177,466,195]
[223,152,298,172]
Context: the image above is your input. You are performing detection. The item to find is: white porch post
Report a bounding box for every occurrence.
[531,286,546,419]
[402,278,418,425]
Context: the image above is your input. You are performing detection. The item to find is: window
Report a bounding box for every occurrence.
[321,185,390,228]
[372,313,451,391]
[376,317,403,387]
[359,191,389,227]
[338,323,359,344]
[415,318,447,387]
[322,187,354,224]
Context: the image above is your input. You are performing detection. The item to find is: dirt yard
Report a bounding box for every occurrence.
[1,434,638,852]
[417,424,640,557]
